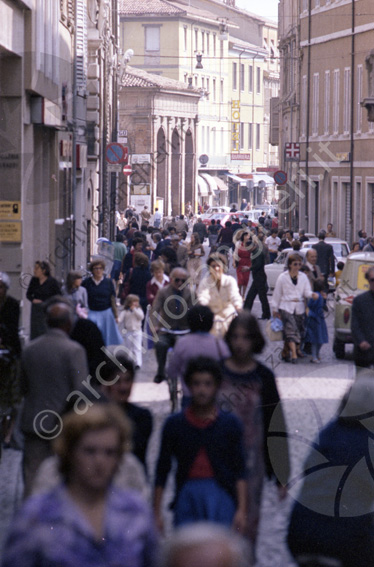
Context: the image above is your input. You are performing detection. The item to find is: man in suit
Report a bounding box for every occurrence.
[312,232,335,289]
[150,268,193,383]
[304,249,324,287]
[351,266,374,367]
[21,301,89,496]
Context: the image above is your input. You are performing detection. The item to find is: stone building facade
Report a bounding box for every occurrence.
[118,67,200,216]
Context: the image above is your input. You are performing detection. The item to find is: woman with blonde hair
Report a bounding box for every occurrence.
[2,404,158,567]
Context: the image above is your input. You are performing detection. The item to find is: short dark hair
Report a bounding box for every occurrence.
[184,356,223,387]
[35,260,51,277]
[287,253,303,269]
[187,305,214,333]
[100,351,135,382]
[313,279,325,292]
[337,261,344,271]
[225,311,265,355]
[318,231,326,240]
[132,238,144,248]
[116,233,125,243]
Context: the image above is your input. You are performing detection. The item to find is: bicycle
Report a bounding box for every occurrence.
[162,329,190,413]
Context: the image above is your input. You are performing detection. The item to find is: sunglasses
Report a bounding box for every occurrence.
[174,278,187,283]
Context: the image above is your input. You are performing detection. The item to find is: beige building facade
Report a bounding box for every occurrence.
[279,0,374,239]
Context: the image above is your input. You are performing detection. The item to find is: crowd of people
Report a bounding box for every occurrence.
[1,206,374,567]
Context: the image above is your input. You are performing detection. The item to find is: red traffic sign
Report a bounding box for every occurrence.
[122,164,132,176]
[274,170,287,185]
[105,143,128,164]
[285,142,300,160]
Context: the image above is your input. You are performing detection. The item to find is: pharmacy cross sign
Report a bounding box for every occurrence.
[285,142,300,160]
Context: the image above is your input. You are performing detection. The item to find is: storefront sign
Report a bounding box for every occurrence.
[231,100,240,153]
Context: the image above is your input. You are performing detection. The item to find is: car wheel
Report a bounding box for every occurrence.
[333,337,345,359]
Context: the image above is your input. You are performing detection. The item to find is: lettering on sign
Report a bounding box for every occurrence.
[231,100,240,153]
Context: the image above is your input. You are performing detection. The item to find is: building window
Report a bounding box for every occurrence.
[201,77,205,89]
[301,75,307,137]
[256,123,261,150]
[248,65,253,92]
[248,123,252,149]
[220,79,224,102]
[312,72,319,136]
[233,62,237,90]
[184,27,188,52]
[220,40,224,59]
[206,33,210,55]
[195,75,198,87]
[194,29,198,51]
[213,34,216,57]
[145,26,160,51]
[333,69,340,134]
[240,64,245,91]
[240,123,244,149]
[301,0,308,11]
[343,67,351,134]
[324,70,330,135]
[357,64,363,133]
[213,78,216,101]
[256,66,261,94]
[201,31,205,52]
[206,77,210,98]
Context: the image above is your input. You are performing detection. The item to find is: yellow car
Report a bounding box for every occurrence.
[333,252,374,358]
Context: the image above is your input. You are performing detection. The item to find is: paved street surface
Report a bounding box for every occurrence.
[0,254,358,565]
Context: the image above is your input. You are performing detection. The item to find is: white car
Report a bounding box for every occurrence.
[301,237,350,265]
[265,248,309,291]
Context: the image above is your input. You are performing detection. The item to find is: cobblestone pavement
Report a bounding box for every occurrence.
[0,256,357,565]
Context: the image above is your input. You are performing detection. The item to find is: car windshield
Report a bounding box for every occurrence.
[332,243,349,257]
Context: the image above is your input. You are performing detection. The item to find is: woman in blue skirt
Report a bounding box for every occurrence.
[82,260,123,346]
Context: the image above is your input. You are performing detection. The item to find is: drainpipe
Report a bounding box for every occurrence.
[305,0,312,232]
[349,0,355,244]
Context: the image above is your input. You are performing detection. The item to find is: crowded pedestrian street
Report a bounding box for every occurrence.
[0,249,357,566]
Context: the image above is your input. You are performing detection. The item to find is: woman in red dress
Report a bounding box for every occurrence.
[233,231,253,298]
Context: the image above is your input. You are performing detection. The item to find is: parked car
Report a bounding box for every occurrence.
[264,248,309,291]
[301,237,350,265]
[202,212,258,228]
[333,252,374,359]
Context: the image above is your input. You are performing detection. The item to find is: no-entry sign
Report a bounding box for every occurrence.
[122,164,132,176]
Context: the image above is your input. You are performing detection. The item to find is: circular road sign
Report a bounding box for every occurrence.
[122,164,132,176]
[199,154,209,165]
[274,170,287,185]
[106,143,128,164]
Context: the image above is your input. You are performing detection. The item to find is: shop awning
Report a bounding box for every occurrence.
[197,175,209,196]
[200,173,217,194]
[212,176,228,192]
[248,173,275,186]
[226,173,248,187]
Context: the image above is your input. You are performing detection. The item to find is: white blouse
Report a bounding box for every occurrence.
[271,270,313,315]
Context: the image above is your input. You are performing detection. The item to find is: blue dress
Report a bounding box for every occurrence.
[305,292,329,345]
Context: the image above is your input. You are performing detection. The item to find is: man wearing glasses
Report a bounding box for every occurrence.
[150,268,193,383]
[351,266,374,368]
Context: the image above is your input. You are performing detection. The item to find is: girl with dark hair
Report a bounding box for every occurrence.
[220,311,289,550]
[26,261,61,339]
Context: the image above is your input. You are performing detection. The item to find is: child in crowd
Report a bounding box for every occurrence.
[305,280,329,363]
[118,294,144,369]
[154,356,247,534]
[335,261,345,288]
